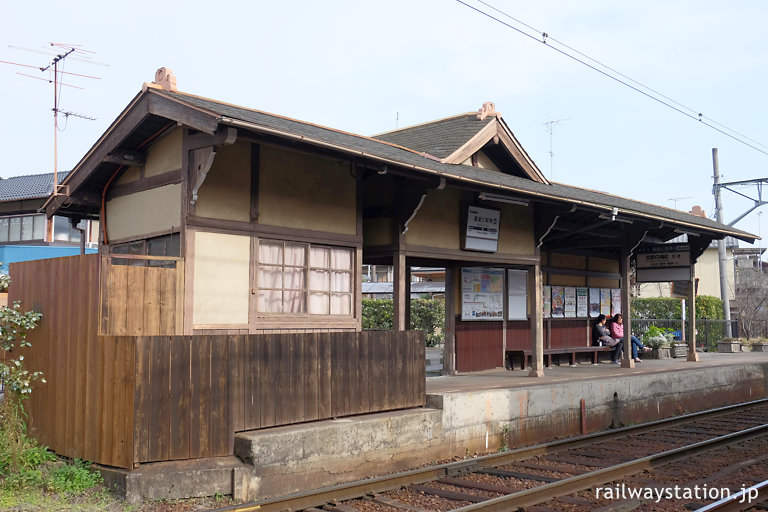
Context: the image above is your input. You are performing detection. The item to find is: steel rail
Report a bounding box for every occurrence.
[694,479,768,511]
[210,398,768,512]
[453,424,768,511]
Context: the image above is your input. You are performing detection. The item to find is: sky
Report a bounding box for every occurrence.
[2,0,768,254]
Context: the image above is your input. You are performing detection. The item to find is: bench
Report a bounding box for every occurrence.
[506,346,614,370]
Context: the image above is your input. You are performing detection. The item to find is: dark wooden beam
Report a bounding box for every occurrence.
[148,92,219,135]
[104,150,146,167]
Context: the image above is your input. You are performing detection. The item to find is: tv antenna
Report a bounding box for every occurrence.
[667,196,692,210]
[543,116,569,180]
[2,43,104,196]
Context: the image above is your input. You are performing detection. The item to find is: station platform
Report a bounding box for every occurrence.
[228,352,768,501]
[427,350,768,393]
[113,352,768,502]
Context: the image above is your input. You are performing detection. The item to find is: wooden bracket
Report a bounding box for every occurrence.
[190,146,217,205]
[188,127,238,205]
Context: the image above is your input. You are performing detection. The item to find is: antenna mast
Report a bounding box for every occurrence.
[43,47,76,196]
[543,116,569,179]
[2,43,102,196]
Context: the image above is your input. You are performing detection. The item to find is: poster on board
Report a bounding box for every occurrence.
[564,287,577,318]
[589,288,601,318]
[611,288,622,316]
[542,285,551,318]
[600,288,612,315]
[507,269,528,320]
[461,267,504,320]
[576,287,588,317]
[551,287,565,318]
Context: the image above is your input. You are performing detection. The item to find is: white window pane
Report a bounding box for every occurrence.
[259,241,283,264]
[331,248,352,270]
[53,216,70,242]
[0,218,8,242]
[284,243,306,266]
[330,294,351,315]
[330,271,351,292]
[258,289,282,313]
[309,269,329,291]
[309,246,330,268]
[21,216,33,241]
[283,268,305,290]
[9,218,21,242]
[309,292,329,314]
[283,290,305,313]
[259,266,282,289]
[32,215,45,240]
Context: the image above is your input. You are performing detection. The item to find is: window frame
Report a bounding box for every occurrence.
[256,238,355,318]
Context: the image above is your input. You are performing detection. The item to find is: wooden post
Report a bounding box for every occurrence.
[688,261,700,361]
[393,250,407,331]
[620,247,635,368]
[528,263,544,377]
[444,265,456,374]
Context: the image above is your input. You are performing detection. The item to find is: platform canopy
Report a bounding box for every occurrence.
[45,88,757,262]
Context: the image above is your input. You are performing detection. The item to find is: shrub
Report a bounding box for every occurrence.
[410,298,445,347]
[0,299,45,490]
[631,296,724,320]
[362,299,393,330]
[45,459,102,494]
[362,297,446,346]
[642,325,674,348]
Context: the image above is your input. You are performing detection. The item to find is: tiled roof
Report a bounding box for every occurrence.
[163,90,755,242]
[0,172,69,201]
[373,114,494,159]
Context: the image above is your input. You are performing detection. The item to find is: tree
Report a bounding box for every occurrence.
[731,268,768,339]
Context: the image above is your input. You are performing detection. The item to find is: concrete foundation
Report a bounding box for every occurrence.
[101,354,768,503]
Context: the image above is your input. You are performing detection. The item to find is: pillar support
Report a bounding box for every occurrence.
[687,261,700,361]
[620,246,635,369]
[528,262,545,377]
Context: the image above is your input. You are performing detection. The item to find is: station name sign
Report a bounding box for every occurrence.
[462,205,500,253]
[635,244,691,282]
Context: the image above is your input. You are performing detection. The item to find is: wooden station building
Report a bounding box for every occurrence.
[11,68,755,472]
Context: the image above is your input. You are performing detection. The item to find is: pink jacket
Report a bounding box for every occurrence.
[610,321,624,339]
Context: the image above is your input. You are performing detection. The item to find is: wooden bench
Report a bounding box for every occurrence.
[506,345,614,370]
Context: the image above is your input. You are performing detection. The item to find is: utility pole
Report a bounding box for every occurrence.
[712,148,732,337]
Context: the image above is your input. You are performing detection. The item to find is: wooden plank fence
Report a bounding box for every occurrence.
[100,254,183,335]
[10,255,426,469]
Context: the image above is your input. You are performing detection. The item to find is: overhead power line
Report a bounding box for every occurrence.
[456,0,768,157]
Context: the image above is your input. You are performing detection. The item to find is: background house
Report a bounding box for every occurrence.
[0,172,98,273]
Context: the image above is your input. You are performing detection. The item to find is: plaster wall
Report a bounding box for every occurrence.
[406,188,535,255]
[106,184,181,241]
[258,145,356,235]
[405,188,462,249]
[192,231,250,326]
[194,142,251,222]
[115,166,140,186]
[144,128,183,177]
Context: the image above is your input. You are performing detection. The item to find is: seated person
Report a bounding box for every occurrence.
[592,314,623,363]
[610,313,651,363]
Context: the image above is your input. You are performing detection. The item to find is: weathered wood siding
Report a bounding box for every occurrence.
[455,319,503,372]
[133,331,425,464]
[9,254,136,469]
[10,255,426,469]
[101,255,183,335]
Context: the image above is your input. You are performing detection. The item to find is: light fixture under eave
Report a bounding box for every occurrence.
[478,192,529,206]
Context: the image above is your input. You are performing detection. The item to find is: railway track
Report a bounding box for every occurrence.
[212,398,768,512]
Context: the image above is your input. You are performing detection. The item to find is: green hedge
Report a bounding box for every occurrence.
[630,295,724,320]
[362,298,445,347]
